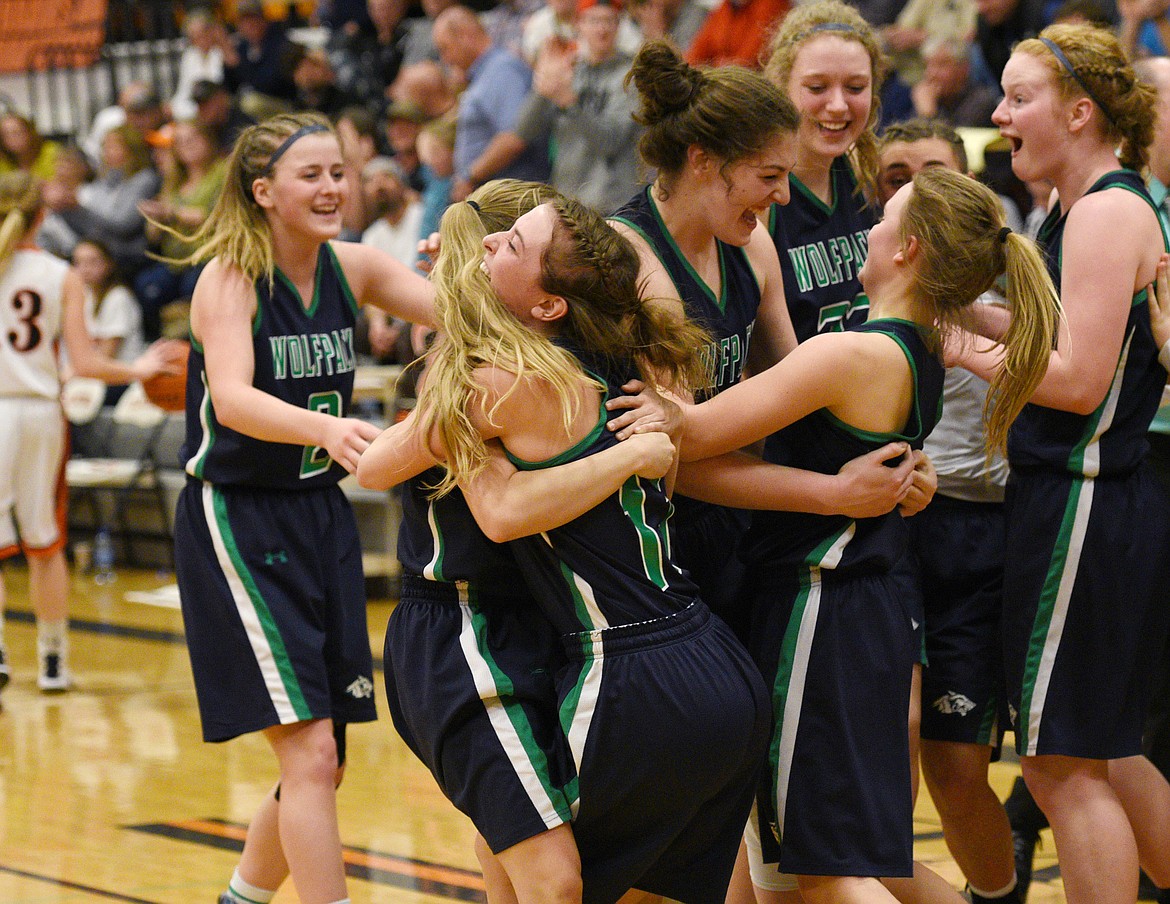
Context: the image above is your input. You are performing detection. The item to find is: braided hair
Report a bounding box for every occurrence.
[1016,23,1155,172]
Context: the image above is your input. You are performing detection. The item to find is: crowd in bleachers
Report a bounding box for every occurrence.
[0,0,1165,366]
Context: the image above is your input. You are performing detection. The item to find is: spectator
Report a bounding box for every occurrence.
[326,0,410,114]
[171,7,229,121]
[482,0,547,59]
[415,113,456,242]
[882,0,976,87]
[0,112,61,181]
[69,238,146,403]
[191,79,256,153]
[522,0,643,63]
[290,45,349,117]
[401,0,458,66]
[337,105,384,237]
[221,0,298,117]
[1119,0,1170,58]
[82,82,166,168]
[911,36,1001,126]
[514,0,644,213]
[383,99,428,190]
[42,124,159,274]
[973,0,1046,86]
[360,156,422,262]
[627,0,710,53]
[686,0,792,68]
[36,146,93,259]
[521,0,579,63]
[318,0,374,31]
[390,59,458,119]
[136,120,227,338]
[357,156,423,363]
[433,5,551,200]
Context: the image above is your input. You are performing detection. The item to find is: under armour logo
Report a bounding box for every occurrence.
[932,691,976,716]
[346,675,374,699]
[264,550,289,565]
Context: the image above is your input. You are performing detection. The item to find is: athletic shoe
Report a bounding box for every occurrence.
[38,651,71,692]
[0,644,9,691]
[218,895,233,904]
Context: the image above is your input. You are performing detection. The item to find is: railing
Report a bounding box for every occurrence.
[12,0,185,141]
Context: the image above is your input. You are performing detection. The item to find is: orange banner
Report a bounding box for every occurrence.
[0,0,108,73]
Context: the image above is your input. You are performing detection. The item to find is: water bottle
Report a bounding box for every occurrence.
[93,528,116,585]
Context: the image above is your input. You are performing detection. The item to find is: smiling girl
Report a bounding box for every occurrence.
[609,41,920,651]
[169,112,435,904]
[763,0,882,341]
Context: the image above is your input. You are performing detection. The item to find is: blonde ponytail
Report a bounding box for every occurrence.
[984,233,1061,454]
[0,172,42,274]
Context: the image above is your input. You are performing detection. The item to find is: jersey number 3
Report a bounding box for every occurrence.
[6,288,43,352]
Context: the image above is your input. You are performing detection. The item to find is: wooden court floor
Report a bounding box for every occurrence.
[0,563,1081,903]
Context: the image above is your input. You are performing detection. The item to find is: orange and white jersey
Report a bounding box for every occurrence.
[0,249,68,400]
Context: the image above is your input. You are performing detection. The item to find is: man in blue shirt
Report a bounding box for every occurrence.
[432,5,551,200]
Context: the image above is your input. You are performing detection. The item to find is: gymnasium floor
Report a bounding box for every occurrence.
[0,564,1075,903]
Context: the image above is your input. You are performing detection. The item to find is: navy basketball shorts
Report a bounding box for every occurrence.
[671,502,752,642]
[749,567,916,879]
[175,479,377,742]
[910,495,1006,746]
[561,602,770,904]
[1003,467,1170,758]
[383,573,575,855]
[887,549,926,666]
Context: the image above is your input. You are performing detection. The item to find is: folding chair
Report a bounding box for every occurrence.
[66,383,175,570]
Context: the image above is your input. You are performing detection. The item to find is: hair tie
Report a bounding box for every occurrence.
[1038,37,1118,128]
[998,226,1012,244]
[264,123,330,174]
[466,199,481,212]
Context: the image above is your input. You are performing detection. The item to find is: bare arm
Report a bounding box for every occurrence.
[357,394,679,541]
[675,442,916,518]
[329,240,437,328]
[62,269,180,385]
[962,191,1160,414]
[462,432,675,542]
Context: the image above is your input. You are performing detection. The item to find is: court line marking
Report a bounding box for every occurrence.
[130,819,487,902]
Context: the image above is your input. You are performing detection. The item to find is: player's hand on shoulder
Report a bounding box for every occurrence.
[606,379,684,441]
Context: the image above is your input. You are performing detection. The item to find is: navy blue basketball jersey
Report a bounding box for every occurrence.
[504,351,701,637]
[741,319,944,573]
[182,244,360,489]
[1009,169,1169,477]
[770,157,874,341]
[611,186,761,399]
[398,469,524,590]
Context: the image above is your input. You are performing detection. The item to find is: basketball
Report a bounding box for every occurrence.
[141,340,190,412]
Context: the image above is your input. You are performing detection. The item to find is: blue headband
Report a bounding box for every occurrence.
[1039,37,1117,128]
[808,22,861,35]
[264,123,330,174]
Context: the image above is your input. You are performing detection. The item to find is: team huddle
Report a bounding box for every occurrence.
[2,1,1170,903]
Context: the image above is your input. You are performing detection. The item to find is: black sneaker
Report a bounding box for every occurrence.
[0,645,9,691]
[38,650,71,692]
